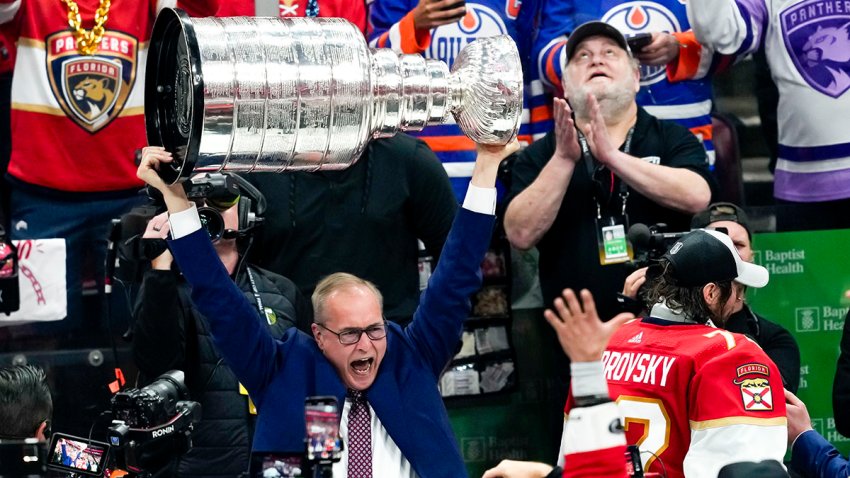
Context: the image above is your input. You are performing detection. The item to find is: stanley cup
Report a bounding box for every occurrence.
[145,8,523,183]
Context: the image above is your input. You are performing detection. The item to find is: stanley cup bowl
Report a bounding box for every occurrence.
[449,35,523,146]
[145,8,522,183]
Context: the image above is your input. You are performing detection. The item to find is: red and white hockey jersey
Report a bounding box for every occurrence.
[561,401,629,478]
[560,317,787,478]
[0,0,218,193]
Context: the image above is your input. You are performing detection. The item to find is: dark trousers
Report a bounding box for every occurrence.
[775,198,850,232]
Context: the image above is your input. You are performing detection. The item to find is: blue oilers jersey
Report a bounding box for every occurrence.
[536,0,735,166]
[368,0,551,201]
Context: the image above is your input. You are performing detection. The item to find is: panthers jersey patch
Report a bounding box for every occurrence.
[45,31,138,133]
[734,363,773,411]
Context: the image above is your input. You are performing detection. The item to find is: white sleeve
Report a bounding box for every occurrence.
[462,184,497,215]
[167,203,202,239]
[686,0,768,56]
[557,402,625,466]
[684,422,788,478]
[155,0,178,12]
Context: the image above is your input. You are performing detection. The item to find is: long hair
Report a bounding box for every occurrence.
[0,365,52,438]
[643,259,734,324]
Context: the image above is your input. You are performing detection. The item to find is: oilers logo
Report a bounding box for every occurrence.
[46,31,138,133]
[602,2,681,85]
[426,3,509,68]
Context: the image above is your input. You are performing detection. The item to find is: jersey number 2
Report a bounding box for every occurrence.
[617,396,671,470]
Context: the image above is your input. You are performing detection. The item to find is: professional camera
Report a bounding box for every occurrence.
[617,223,688,314]
[183,173,241,242]
[627,223,688,270]
[46,371,200,478]
[108,370,200,475]
[110,370,193,429]
[112,172,265,284]
[140,172,243,243]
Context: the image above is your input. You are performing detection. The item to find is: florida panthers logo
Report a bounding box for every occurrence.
[801,24,850,91]
[781,1,850,98]
[46,31,138,133]
[73,78,115,114]
[426,4,509,68]
[65,63,121,125]
[602,2,682,86]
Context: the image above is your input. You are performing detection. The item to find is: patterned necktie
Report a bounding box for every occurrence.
[347,389,372,478]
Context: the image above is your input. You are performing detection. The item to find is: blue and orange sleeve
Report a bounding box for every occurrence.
[367,0,431,53]
[533,0,575,93]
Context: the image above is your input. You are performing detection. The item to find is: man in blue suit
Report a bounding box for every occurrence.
[136,138,519,478]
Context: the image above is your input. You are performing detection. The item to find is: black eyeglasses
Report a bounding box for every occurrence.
[317,321,387,345]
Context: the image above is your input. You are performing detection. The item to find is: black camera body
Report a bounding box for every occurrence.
[618,223,688,314]
[111,371,190,429]
[627,223,688,270]
[113,172,266,284]
[107,370,200,475]
[46,371,200,477]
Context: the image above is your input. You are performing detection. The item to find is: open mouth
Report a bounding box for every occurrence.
[589,72,610,80]
[351,358,374,375]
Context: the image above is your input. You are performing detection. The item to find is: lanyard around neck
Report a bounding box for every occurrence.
[245,268,266,319]
[578,126,635,218]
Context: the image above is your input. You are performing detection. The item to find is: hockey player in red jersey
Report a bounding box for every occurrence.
[559,228,787,478]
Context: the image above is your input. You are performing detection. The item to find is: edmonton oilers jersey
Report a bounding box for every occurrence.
[368,0,550,201]
[536,0,730,165]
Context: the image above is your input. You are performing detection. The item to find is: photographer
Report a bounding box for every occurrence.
[132,166,312,477]
[0,365,51,441]
[561,229,787,477]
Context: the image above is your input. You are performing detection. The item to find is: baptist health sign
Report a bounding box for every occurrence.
[749,228,850,452]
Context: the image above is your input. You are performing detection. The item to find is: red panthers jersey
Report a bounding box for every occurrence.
[560,318,787,478]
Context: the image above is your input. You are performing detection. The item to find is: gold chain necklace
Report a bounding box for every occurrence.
[62,0,112,55]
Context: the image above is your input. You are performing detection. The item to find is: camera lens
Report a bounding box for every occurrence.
[197,207,224,242]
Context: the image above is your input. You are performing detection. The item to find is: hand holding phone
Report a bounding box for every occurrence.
[626,33,652,53]
[412,0,467,30]
[629,32,682,66]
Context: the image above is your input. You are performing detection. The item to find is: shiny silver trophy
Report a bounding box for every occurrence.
[145,8,522,183]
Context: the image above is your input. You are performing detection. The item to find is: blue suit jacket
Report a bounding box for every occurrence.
[791,429,849,478]
[168,208,493,478]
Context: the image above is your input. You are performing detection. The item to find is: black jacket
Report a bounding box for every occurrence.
[132,265,311,477]
[725,303,801,393]
[247,133,457,325]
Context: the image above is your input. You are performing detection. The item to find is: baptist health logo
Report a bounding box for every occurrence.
[461,437,487,462]
[752,248,805,275]
[795,305,848,332]
[795,307,821,332]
